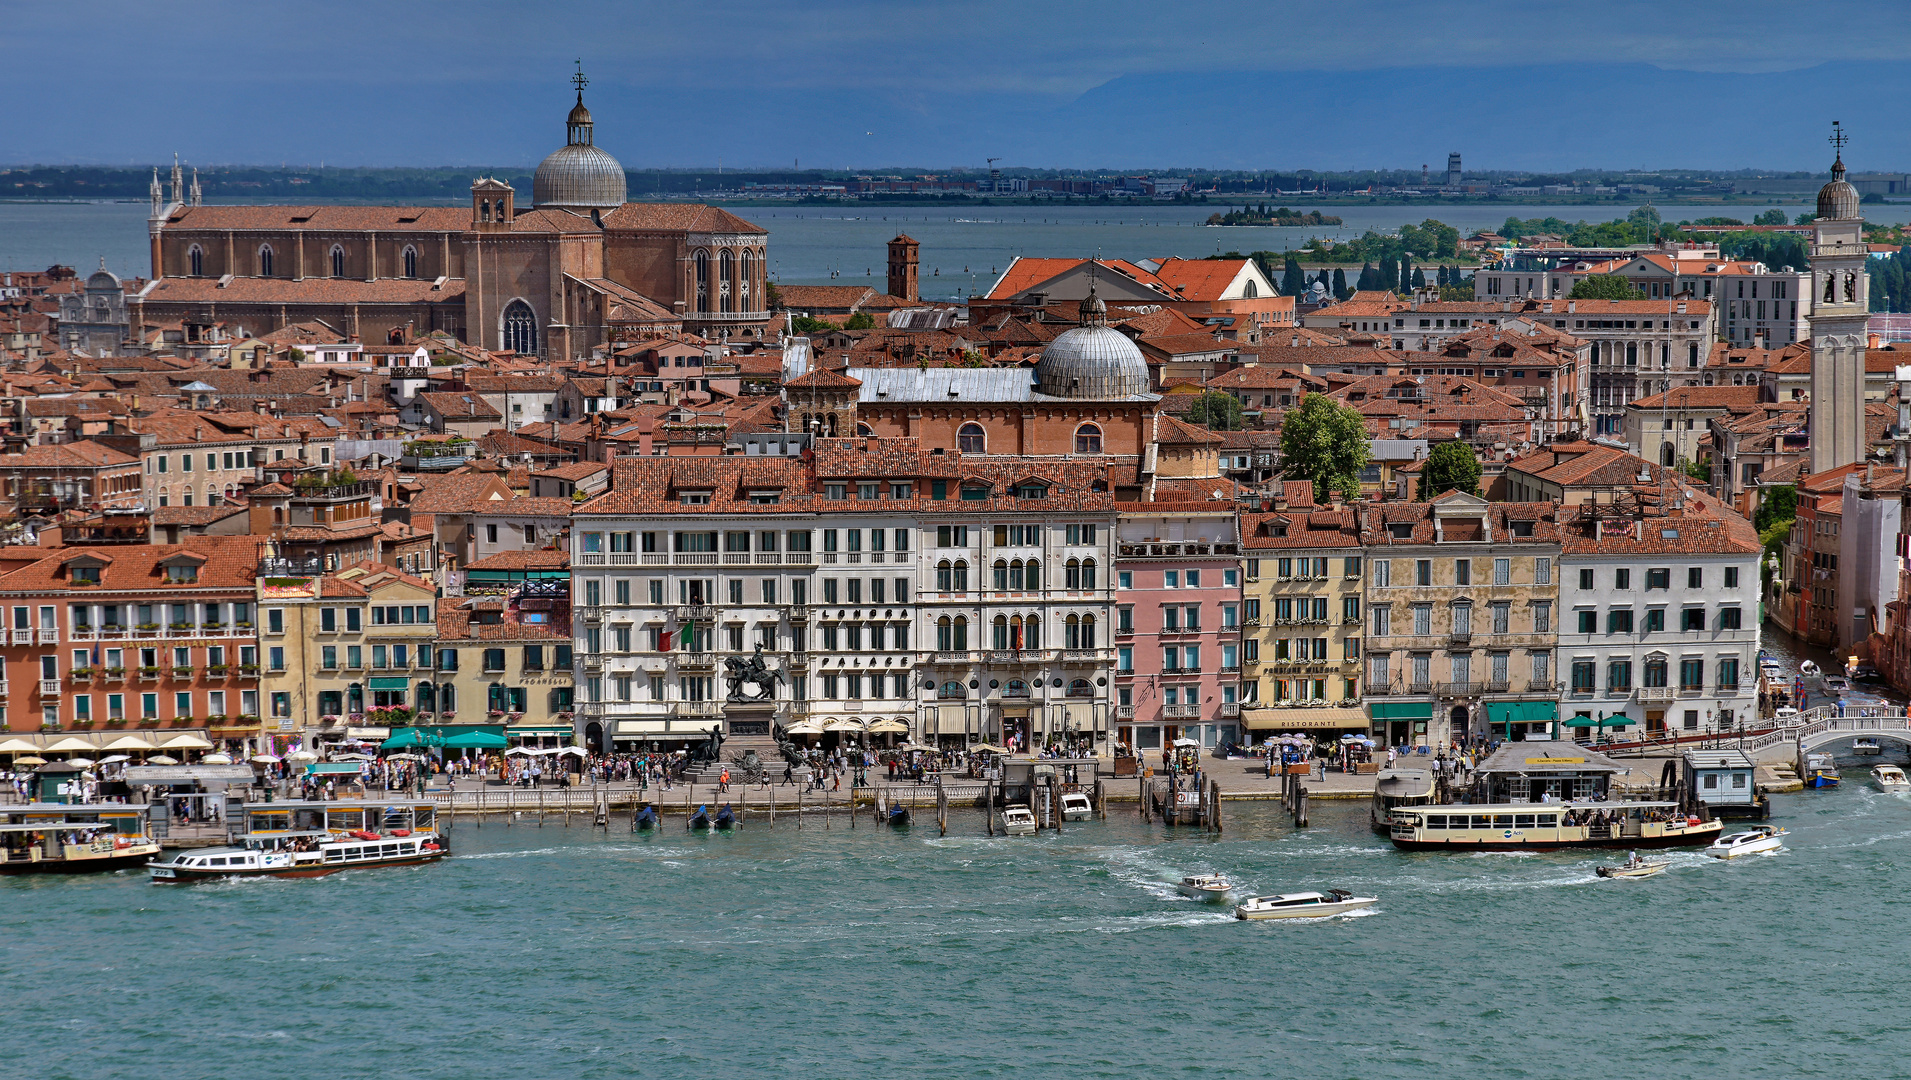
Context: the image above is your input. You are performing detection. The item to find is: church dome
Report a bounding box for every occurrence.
[533,144,626,209]
[533,85,626,210]
[1035,289,1151,398]
[1818,133,1860,221]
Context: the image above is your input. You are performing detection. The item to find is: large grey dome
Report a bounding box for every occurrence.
[1035,291,1151,398]
[533,143,627,209]
[532,85,626,210]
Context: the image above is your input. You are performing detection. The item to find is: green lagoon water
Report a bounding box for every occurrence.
[4,789,1905,1079]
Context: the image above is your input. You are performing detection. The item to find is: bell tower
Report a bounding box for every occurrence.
[887,233,919,303]
[1809,121,1869,475]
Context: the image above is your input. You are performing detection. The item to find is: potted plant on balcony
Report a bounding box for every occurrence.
[238,663,260,675]
[71,667,94,682]
[238,713,258,725]
[169,622,193,632]
[171,666,193,678]
[136,622,158,632]
[235,620,254,630]
[438,710,455,720]
[347,712,366,724]
[507,711,523,723]
[205,713,227,726]
[138,666,160,679]
[207,664,229,676]
[103,623,123,633]
[319,714,340,726]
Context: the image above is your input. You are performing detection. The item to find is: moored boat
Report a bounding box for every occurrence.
[148,800,445,884]
[0,804,161,875]
[632,805,659,831]
[999,806,1036,835]
[713,805,737,830]
[687,806,712,830]
[1370,768,1435,834]
[1873,764,1911,792]
[1706,825,1786,859]
[1800,660,1821,677]
[1233,890,1377,921]
[1854,738,1883,756]
[1174,873,1235,902]
[1388,801,1721,851]
[1802,752,1841,788]
[885,804,911,827]
[1059,792,1092,821]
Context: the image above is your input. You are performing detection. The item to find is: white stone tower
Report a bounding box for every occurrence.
[1809,122,1869,475]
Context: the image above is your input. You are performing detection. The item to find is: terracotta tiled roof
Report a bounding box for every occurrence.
[140,277,465,305]
[162,205,469,231]
[419,392,503,420]
[464,549,571,571]
[0,443,139,468]
[600,203,765,235]
[0,535,260,592]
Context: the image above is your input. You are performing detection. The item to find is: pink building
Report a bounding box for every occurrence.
[1113,496,1243,758]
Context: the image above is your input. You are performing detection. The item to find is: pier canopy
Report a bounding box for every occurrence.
[382,725,508,750]
[1472,744,1624,803]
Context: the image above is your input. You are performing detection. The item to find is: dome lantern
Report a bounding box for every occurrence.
[1816,120,1860,221]
[533,65,626,210]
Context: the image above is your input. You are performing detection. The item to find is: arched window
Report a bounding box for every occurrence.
[1074,423,1102,454]
[273,507,285,524]
[1065,559,1081,590]
[695,250,710,313]
[1005,679,1028,698]
[1080,614,1096,648]
[502,300,538,356]
[1080,558,1097,590]
[494,198,505,221]
[258,245,274,277]
[856,422,872,437]
[1067,679,1091,698]
[936,616,953,650]
[936,560,952,592]
[1243,279,1258,299]
[992,615,1009,649]
[206,484,220,506]
[957,422,985,453]
[993,559,1008,591]
[1008,559,1024,591]
[330,245,345,278]
[1009,615,1025,650]
[1024,559,1040,590]
[188,245,203,277]
[939,680,966,699]
[402,246,418,279]
[951,616,967,649]
[739,249,754,310]
[1660,444,1674,467]
[1065,614,1082,648]
[720,249,736,313]
[951,560,968,592]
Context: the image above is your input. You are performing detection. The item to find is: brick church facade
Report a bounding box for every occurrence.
[134,76,769,359]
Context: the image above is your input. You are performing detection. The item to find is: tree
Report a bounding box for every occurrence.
[764,281,784,310]
[1679,456,1709,484]
[1794,212,1817,226]
[1411,267,1427,289]
[1399,254,1413,294]
[1282,256,1305,296]
[1332,267,1349,300]
[844,311,876,330]
[1568,275,1646,301]
[1627,204,1662,237]
[1356,261,1376,290]
[1416,440,1482,499]
[1754,209,1789,227]
[1183,391,1245,431]
[1753,484,1797,532]
[1279,393,1370,502]
[791,314,833,333]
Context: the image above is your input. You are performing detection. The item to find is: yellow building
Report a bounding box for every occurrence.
[432,584,575,746]
[259,563,437,745]
[1239,493,1366,739]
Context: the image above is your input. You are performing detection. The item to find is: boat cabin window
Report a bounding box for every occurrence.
[1513,815,1535,828]
[250,811,292,832]
[1538,815,1557,827]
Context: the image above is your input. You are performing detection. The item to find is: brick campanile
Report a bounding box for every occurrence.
[887,234,919,303]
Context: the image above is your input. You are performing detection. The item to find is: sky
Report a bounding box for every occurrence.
[8,0,1911,172]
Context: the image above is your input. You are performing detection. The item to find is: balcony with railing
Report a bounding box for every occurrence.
[1439,681,1479,698]
[674,701,723,717]
[676,652,717,670]
[675,604,717,623]
[1638,686,1673,703]
[1116,541,1240,559]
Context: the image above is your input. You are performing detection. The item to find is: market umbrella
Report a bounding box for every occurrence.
[99,734,156,751]
[784,722,824,736]
[250,754,281,764]
[1171,737,1201,748]
[202,753,234,764]
[333,753,373,762]
[441,731,507,749]
[146,755,179,765]
[14,756,46,765]
[824,717,866,732]
[43,737,96,753]
[159,733,214,749]
[504,746,537,756]
[286,750,319,762]
[865,719,909,734]
[64,757,96,768]
[385,753,424,762]
[969,743,1009,754]
[0,737,41,753]
[98,755,131,764]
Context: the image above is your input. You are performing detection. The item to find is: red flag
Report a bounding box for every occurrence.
[659,629,673,653]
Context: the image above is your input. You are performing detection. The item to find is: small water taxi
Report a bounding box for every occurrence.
[1234,890,1377,921]
[1387,801,1721,851]
[999,806,1037,835]
[1595,853,1670,879]
[1059,792,1093,821]
[1799,660,1821,677]
[1855,737,1884,756]
[1759,656,1783,682]
[1872,764,1910,792]
[1706,825,1786,859]
[147,800,445,883]
[0,804,161,875]
[1802,752,1841,788]
[1174,873,1234,902]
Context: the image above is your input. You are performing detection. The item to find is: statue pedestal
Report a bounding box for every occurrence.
[724,701,775,737]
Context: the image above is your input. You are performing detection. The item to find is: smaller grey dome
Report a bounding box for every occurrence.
[1818,152,1860,221]
[1036,324,1151,398]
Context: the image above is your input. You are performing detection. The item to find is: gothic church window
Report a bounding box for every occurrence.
[503,300,538,356]
[695,251,710,313]
[188,245,203,277]
[403,246,418,279]
[957,423,986,453]
[720,249,735,314]
[330,246,346,278]
[258,246,274,277]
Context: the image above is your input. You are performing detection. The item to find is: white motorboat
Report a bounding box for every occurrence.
[1799,660,1821,677]
[998,806,1037,836]
[1175,873,1235,902]
[1872,764,1911,792]
[1059,792,1092,821]
[1595,853,1670,879]
[1234,889,1378,921]
[1855,737,1883,756]
[1758,659,1783,681]
[1705,825,1787,860]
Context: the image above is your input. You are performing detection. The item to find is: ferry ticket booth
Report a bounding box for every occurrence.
[1470,744,1623,803]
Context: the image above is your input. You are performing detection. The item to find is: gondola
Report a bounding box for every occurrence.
[886,804,911,827]
[688,805,712,830]
[632,805,659,831]
[713,804,737,830]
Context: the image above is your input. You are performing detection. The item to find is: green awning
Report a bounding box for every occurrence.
[1487,701,1559,725]
[381,725,507,749]
[1369,703,1433,721]
[367,677,411,691]
[305,763,362,775]
[442,731,508,749]
[1560,713,1635,729]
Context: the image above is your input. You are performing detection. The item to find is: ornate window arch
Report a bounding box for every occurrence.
[502,299,538,356]
[1080,558,1097,590]
[1005,678,1029,698]
[1024,559,1040,590]
[957,422,986,453]
[694,250,710,313]
[1074,422,1102,454]
[187,244,203,277]
[1067,678,1092,698]
[1024,615,1040,648]
[720,248,736,313]
[402,245,419,279]
[939,680,966,699]
[951,560,969,592]
[1243,279,1258,299]
[992,614,1010,649]
[257,245,274,277]
[950,615,967,649]
[739,249,755,309]
[856,422,872,437]
[330,245,346,278]
[993,559,1008,591]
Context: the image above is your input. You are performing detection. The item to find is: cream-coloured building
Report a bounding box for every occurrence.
[259,563,437,743]
[1238,488,1366,739]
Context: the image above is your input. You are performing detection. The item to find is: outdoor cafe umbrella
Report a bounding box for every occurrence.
[1171,737,1201,748]
[98,755,131,765]
[250,754,281,764]
[147,755,179,765]
[286,750,319,762]
[14,756,46,765]
[64,757,96,768]
[202,753,234,764]
[969,743,1009,754]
